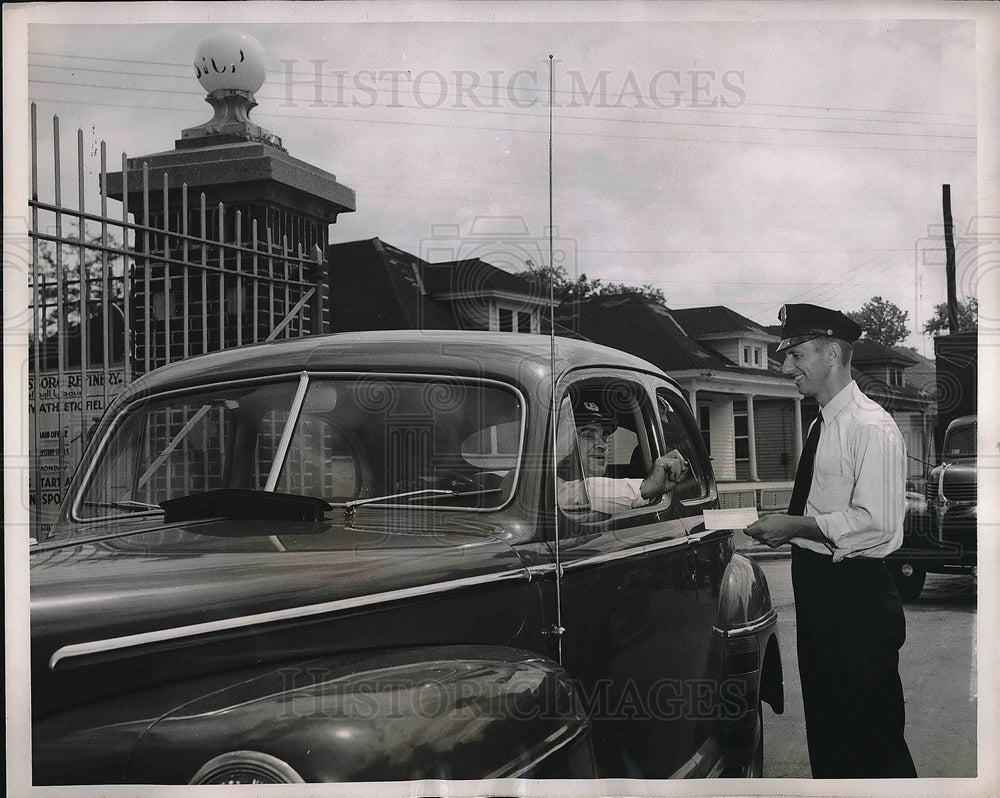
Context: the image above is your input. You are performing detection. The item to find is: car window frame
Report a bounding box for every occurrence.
[551,370,688,537]
[651,381,717,509]
[69,370,529,523]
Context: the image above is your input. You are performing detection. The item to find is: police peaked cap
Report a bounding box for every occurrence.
[570,390,619,431]
[776,303,863,352]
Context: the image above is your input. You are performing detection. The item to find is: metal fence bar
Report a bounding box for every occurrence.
[121,151,132,385]
[266,288,317,342]
[142,162,150,374]
[217,202,225,351]
[252,218,260,343]
[100,141,110,407]
[77,128,89,444]
[200,193,208,354]
[282,234,290,336]
[267,225,275,339]
[297,242,305,333]
[30,104,42,520]
[162,172,171,366]
[313,243,325,334]
[182,184,189,359]
[53,115,66,486]
[235,209,243,347]
[29,200,321,276]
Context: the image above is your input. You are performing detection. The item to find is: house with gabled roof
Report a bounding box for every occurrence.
[851,340,936,482]
[326,238,553,334]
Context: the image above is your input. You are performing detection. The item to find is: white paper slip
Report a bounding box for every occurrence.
[703,508,759,530]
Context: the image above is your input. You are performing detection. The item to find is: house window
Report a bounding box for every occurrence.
[698,404,711,452]
[495,303,536,333]
[742,346,751,365]
[733,400,749,464]
[888,367,903,386]
[753,347,762,367]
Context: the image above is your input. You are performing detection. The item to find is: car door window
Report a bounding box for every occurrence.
[554,377,689,542]
[654,388,711,503]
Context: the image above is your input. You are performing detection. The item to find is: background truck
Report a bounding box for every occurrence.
[888,331,977,600]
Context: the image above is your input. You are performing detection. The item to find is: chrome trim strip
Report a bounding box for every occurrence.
[560,534,690,571]
[487,723,590,779]
[714,608,778,638]
[685,528,728,544]
[669,734,722,778]
[526,563,558,579]
[49,567,530,671]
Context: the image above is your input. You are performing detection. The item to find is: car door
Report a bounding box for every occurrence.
[548,371,711,778]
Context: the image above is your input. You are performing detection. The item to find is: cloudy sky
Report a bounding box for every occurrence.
[9,2,996,356]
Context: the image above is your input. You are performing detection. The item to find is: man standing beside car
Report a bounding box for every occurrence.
[746,303,917,779]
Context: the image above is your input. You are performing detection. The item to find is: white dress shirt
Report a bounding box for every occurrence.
[558,476,647,514]
[792,380,906,562]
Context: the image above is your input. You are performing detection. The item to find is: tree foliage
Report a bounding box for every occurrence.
[922,296,978,335]
[32,226,125,340]
[520,260,666,305]
[846,295,910,347]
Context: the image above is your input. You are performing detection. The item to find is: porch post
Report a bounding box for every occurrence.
[746,393,758,481]
[688,384,698,409]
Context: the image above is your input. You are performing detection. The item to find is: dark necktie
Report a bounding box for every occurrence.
[788,413,822,516]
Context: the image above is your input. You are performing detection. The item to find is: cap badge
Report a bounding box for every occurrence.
[584,401,600,413]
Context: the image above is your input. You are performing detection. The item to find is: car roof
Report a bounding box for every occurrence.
[120,330,673,400]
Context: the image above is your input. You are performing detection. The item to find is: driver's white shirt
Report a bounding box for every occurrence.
[558,476,645,514]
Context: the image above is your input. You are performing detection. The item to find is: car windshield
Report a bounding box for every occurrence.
[76,375,524,519]
[943,423,976,459]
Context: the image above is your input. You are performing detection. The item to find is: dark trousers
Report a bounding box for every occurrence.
[791,546,917,778]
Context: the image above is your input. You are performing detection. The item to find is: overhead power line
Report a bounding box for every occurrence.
[27,92,977,156]
[27,60,976,131]
[28,49,976,121]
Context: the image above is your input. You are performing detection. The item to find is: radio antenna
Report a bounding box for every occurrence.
[546,54,566,664]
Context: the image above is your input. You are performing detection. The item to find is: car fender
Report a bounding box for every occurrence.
[123,645,595,784]
[714,552,783,713]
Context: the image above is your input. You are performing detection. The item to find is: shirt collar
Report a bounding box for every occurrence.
[819,379,857,425]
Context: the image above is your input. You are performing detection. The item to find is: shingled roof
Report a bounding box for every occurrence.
[669,305,776,339]
[325,238,542,332]
[554,294,784,376]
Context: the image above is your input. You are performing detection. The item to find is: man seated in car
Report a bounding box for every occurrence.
[558,393,689,514]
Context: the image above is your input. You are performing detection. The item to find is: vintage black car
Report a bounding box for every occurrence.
[31,330,783,784]
[889,414,977,600]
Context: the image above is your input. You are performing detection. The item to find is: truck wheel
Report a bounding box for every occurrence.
[889,562,925,602]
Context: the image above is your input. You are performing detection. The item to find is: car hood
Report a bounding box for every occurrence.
[928,460,977,486]
[30,514,530,717]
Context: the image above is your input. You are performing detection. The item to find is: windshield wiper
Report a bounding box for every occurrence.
[83,500,163,512]
[345,488,459,513]
[343,486,503,520]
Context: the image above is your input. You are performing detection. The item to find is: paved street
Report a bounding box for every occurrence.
[757,558,978,779]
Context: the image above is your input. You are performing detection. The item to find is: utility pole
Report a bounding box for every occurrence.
[942,184,958,332]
